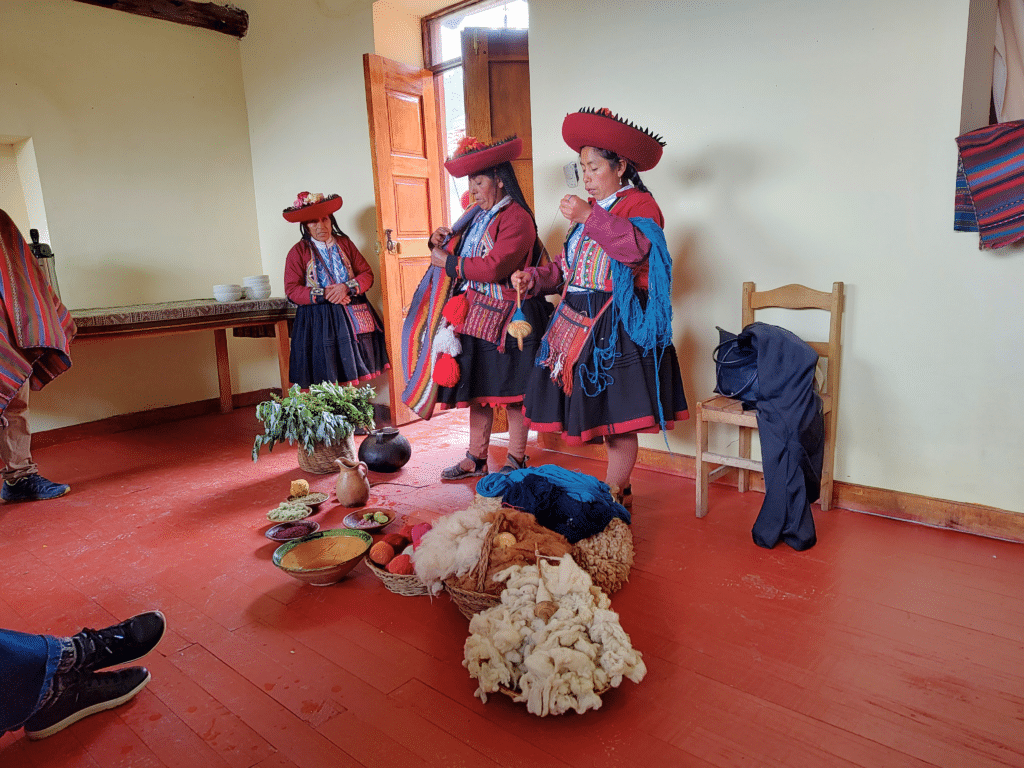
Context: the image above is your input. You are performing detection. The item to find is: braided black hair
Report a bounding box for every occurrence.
[594,147,651,194]
[472,162,535,222]
[299,213,348,242]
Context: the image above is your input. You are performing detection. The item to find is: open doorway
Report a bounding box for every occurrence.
[422,1,531,225]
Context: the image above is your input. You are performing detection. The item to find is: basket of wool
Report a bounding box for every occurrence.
[443,508,573,619]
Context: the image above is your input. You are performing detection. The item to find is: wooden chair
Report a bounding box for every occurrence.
[695,282,845,517]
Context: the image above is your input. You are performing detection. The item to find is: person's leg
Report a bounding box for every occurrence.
[440,404,492,480]
[20,611,166,740]
[605,433,638,508]
[499,405,529,473]
[0,629,71,735]
[0,381,38,482]
[0,381,70,502]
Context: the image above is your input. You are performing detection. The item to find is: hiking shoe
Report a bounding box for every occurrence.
[73,611,166,672]
[440,452,488,481]
[1,474,70,502]
[24,667,151,740]
[496,454,528,475]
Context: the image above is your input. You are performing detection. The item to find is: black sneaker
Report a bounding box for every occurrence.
[73,611,166,672]
[24,667,151,740]
[1,474,70,502]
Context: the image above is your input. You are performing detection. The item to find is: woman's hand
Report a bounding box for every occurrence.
[511,269,535,295]
[559,194,592,224]
[429,247,449,269]
[429,226,452,248]
[325,283,351,305]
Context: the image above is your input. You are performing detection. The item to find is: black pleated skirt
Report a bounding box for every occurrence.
[523,290,688,445]
[436,295,552,409]
[289,300,389,388]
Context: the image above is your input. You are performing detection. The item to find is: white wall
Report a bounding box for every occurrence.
[528,0,1023,512]
[0,0,277,428]
[236,0,390,400]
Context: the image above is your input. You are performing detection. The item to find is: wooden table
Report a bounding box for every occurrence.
[71,298,295,413]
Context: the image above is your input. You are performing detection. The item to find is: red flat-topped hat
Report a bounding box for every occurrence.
[444,135,522,178]
[562,107,666,172]
[282,192,343,223]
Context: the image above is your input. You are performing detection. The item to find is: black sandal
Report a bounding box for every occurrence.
[497,454,528,475]
[613,484,633,510]
[440,451,488,481]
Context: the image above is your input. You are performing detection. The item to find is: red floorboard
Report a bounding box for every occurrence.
[0,406,1022,767]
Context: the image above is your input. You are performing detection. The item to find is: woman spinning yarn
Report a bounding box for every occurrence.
[283,192,389,388]
[512,108,688,508]
[429,136,551,480]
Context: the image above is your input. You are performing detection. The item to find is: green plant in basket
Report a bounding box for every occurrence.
[252,382,375,461]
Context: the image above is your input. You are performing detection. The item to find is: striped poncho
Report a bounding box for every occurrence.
[0,209,76,413]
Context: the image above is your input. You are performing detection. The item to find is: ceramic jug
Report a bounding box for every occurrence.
[334,457,370,507]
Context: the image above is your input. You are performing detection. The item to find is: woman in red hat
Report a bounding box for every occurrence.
[512,108,688,508]
[283,192,388,388]
[428,136,551,480]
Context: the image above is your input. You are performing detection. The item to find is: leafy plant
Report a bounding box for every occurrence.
[252,382,376,461]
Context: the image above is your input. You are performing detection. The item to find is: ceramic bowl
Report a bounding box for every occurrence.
[213,284,243,302]
[343,508,396,532]
[286,491,329,509]
[273,529,372,586]
[265,519,320,542]
[243,275,271,285]
[248,287,272,300]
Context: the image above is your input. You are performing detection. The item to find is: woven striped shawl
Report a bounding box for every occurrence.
[400,264,452,419]
[955,120,1024,248]
[0,210,76,413]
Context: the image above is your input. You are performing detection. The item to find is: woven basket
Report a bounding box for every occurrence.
[444,578,501,618]
[364,556,430,596]
[297,435,356,474]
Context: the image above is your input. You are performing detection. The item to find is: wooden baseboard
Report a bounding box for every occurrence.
[533,433,1024,544]
[32,388,280,450]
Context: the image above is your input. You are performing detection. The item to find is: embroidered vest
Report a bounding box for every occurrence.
[564,196,626,292]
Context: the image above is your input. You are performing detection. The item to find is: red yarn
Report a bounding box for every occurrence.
[442,293,469,327]
[432,353,460,387]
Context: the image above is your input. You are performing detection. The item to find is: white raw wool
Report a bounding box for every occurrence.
[411,495,502,595]
[463,554,646,716]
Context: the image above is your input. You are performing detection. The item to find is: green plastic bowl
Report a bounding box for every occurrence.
[273,529,372,586]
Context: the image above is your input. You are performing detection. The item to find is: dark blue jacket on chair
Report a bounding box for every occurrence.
[741,322,824,550]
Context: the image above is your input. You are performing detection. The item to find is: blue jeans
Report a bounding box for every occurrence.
[0,628,74,733]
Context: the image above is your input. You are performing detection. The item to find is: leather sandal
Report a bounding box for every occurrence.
[440,451,489,481]
[497,454,528,475]
[613,484,633,510]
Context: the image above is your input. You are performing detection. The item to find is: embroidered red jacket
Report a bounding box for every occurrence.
[530,187,664,294]
[284,236,375,306]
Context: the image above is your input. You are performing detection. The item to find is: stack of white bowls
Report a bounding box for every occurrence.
[242,275,272,300]
[213,283,243,302]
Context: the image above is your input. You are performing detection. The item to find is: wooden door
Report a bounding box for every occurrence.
[462,28,533,209]
[363,53,444,426]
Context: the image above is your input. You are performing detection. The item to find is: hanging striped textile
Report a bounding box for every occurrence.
[400,264,452,419]
[955,120,1024,248]
[0,209,76,413]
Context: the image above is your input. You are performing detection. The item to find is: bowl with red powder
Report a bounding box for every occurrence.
[272,529,373,586]
[265,520,320,542]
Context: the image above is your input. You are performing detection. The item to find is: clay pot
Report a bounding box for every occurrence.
[334,458,370,507]
[357,427,412,473]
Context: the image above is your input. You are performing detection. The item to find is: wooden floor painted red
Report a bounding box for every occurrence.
[0,407,1022,768]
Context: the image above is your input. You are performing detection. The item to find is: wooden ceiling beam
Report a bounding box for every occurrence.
[72,0,249,39]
